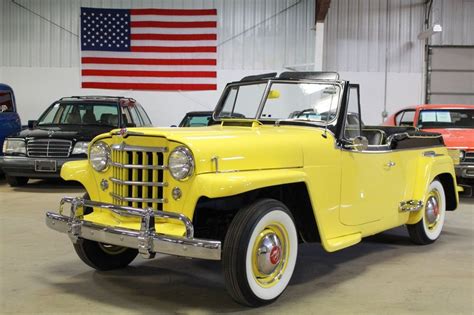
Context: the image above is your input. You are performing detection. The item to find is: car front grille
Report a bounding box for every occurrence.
[27,139,72,158]
[462,152,474,164]
[110,143,167,210]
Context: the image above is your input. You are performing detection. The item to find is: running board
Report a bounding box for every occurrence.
[399,200,423,212]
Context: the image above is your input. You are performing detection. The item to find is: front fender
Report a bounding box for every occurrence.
[407,153,458,225]
[180,168,308,219]
[60,160,100,201]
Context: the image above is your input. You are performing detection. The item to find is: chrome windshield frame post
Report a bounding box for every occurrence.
[138,207,156,259]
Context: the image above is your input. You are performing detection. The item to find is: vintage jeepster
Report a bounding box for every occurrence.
[46,72,458,307]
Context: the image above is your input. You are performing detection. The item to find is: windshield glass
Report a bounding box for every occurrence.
[0,91,14,113]
[418,109,474,129]
[216,81,341,123]
[38,103,119,126]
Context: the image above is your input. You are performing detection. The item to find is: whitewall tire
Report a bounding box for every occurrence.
[223,199,298,306]
[407,179,446,245]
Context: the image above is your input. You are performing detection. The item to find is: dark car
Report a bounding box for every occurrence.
[0,96,152,186]
[0,84,22,155]
[178,111,214,127]
[178,111,245,127]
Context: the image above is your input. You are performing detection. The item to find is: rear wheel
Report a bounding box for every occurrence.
[223,199,298,306]
[407,180,446,245]
[6,175,28,187]
[73,239,138,271]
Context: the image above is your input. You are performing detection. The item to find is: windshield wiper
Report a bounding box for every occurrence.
[274,118,325,127]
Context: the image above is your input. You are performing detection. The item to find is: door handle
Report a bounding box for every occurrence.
[386,161,396,167]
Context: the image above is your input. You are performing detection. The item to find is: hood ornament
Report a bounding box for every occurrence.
[119,128,127,137]
[48,130,55,137]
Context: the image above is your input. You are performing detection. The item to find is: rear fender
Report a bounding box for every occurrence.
[407,154,458,225]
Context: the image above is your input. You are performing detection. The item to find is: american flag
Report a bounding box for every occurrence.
[80,7,217,91]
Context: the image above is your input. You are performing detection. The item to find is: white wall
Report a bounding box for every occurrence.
[1,0,317,126]
[341,72,423,124]
[0,67,423,126]
[0,67,281,126]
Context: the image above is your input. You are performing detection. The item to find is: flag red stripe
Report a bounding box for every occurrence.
[131,21,216,28]
[82,70,216,78]
[130,33,217,40]
[81,57,216,66]
[130,9,217,16]
[82,82,217,91]
[131,46,216,53]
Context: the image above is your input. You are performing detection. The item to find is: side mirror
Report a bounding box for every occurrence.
[28,120,37,129]
[346,136,369,151]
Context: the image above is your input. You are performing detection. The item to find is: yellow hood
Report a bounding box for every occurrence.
[118,124,305,174]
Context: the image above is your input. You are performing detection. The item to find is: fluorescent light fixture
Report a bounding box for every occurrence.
[418,24,442,40]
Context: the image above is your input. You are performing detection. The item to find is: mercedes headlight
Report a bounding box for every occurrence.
[2,139,26,155]
[168,146,194,181]
[72,141,89,155]
[89,141,111,172]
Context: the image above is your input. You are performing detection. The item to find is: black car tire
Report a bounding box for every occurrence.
[6,175,29,187]
[73,239,138,271]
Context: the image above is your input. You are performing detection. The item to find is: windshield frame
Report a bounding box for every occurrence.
[212,79,345,127]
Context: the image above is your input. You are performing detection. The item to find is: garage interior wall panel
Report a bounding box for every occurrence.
[0,0,316,126]
[1,0,315,69]
[324,0,426,73]
[431,0,474,46]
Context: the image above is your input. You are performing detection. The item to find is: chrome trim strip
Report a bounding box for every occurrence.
[399,200,424,212]
[111,143,168,153]
[45,212,221,261]
[110,177,168,187]
[423,150,444,157]
[110,161,167,170]
[110,192,167,204]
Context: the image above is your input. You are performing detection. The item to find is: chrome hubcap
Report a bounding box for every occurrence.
[425,195,440,225]
[256,233,282,275]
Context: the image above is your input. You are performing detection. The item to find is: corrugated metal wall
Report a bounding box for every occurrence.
[431,0,474,46]
[1,0,315,69]
[323,0,426,73]
[323,0,474,73]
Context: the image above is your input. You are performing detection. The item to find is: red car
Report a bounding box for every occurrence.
[384,104,474,193]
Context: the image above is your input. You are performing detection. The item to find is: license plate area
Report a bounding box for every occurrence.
[35,160,57,172]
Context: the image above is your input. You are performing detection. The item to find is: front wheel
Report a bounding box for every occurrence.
[407,179,446,245]
[73,239,138,271]
[223,199,298,307]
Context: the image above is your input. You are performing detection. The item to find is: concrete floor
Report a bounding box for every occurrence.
[0,178,472,315]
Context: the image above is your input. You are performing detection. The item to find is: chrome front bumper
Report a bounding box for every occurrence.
[45,197,221,260]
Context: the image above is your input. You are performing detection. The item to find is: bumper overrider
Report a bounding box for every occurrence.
[45,197,221,260]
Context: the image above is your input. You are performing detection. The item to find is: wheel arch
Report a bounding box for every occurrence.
[192,182,320,243]
[436,172,457,211]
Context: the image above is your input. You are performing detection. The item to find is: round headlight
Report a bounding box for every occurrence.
[89,141,111,172]
[168,146,194,181]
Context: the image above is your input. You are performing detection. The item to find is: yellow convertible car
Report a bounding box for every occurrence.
[46,72,458,306]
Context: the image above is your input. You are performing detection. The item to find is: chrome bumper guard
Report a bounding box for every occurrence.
[45,197,221,260]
